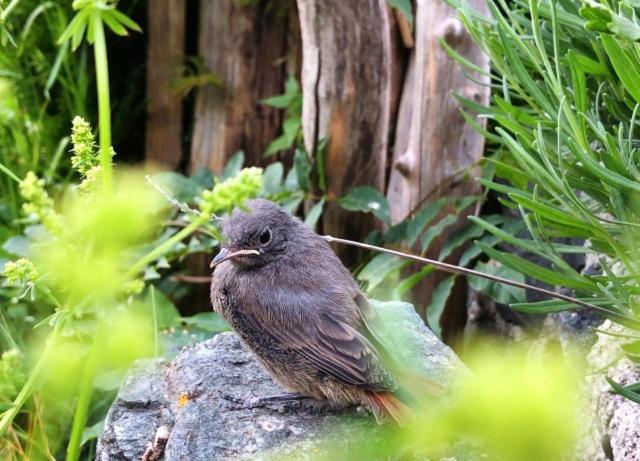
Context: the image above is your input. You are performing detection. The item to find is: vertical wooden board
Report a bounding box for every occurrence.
[386,0,490,338]
[297,0,402,265]
[190,0,293,174]
[145,0,186,169]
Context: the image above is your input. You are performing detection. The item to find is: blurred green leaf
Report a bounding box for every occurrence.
[2,236,30,258]
[469,262,526,305]
[338,186,391,224]
[293,149,312,192]
[221,151,245,180]
[304,198,325,231]
[426,276,456,339]
[358,253,410,291]
[152,172,201,203]
[181,312,229,333]
[262,162,284,196]
[145,288,180,330]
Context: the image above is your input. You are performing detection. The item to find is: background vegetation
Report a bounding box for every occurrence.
[1,0,639,459]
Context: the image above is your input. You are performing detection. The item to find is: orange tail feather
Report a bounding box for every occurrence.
[364,391,412,425]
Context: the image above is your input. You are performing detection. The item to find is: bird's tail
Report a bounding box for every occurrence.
[364,391,412,425]
[365,373,443,425]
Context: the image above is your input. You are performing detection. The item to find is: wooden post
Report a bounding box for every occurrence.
[145,0,186,169]
[386,0,490,339]
[190,0,293,174]
[297,0,402,265]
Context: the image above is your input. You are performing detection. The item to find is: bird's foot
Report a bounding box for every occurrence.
[220,392,316,412]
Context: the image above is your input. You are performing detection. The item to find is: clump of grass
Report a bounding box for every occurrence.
[447,0,640,398]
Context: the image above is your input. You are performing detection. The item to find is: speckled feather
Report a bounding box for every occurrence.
[210,199,406,422]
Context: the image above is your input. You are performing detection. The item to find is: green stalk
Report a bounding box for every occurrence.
[65,328,101,461]
[91,14,113,193]
[125,218,206,279]
[0,0,22,22]
[0,320,63,437]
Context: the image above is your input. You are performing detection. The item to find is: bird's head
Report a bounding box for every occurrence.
[211,198,296,270]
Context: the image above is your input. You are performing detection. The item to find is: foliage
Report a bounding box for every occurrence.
[448,0,640,397]
[0,1,86,226]
[261,76,303,157]
[296,339,579,460]
[170,55,222,98]
[339,185,522,338]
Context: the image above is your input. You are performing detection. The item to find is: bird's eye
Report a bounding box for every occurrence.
[259,228,272,245]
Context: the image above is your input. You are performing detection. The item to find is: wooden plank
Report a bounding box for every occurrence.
[297,0,402,265]
[190,0,292,174]
[386,0,490,339]
[145,0,186,169]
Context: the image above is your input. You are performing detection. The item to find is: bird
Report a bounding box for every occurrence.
[210,198,432,424]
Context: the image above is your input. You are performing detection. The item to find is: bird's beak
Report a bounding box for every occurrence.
[210,248,260,268]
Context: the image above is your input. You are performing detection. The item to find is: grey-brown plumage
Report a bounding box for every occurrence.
[210,199,415,423]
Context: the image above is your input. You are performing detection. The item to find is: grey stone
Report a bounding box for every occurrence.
[578,320,640,461]
[96,300,466,460]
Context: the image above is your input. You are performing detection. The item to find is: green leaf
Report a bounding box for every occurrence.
[102,11,128,36]
[262,162,284,196]
[264,134,292,156]
[620,339,640,360]
[285,75,299,94]
[426,276,456,339]
[469,261,526,305]
[261,93,293,109]
[293,149,312,192]
[2,236,30,258]
[606,377,640,404]
[221,151,245,180]
[421,215,458,254]
[191,167,215,190]
[304,198,325,231]
[358,253,410,291]
[80,420,104,447]
[601,34,640,105]
[181,312,229,333]
[476,242,597,291]
[439,215,503,261]
[109,8,142,33]
[511,298,612,313]
[396,266,434,296]
[145,288,181,329]
[152,172,201,203]
[338,186,391,224]
[406,198,449,246]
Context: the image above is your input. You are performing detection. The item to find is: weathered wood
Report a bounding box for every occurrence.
[145,0,186,169]
[386,0,489,339]
[297,0,402,265]
[190,0,293,174]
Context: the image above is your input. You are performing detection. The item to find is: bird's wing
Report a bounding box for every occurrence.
[267,300,397,392]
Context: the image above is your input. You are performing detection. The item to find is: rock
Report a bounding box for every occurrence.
[578,321,640,461]
[96,300,466,460]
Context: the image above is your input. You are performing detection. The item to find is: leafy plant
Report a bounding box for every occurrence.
[335,184,525,337]
[261,76,303,157]
[448,0,640,397]
[0,1,88,225]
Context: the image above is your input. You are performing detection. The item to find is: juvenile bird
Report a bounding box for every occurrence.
[210,199,427,423]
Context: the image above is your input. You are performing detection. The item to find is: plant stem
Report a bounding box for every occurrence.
[0,320,63,437]
[125,218,205,279]
[65,327,100,461]
[91,14,113,193]
[0,0,21,22]
[324,235,640,328]
[0,161,21,183]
